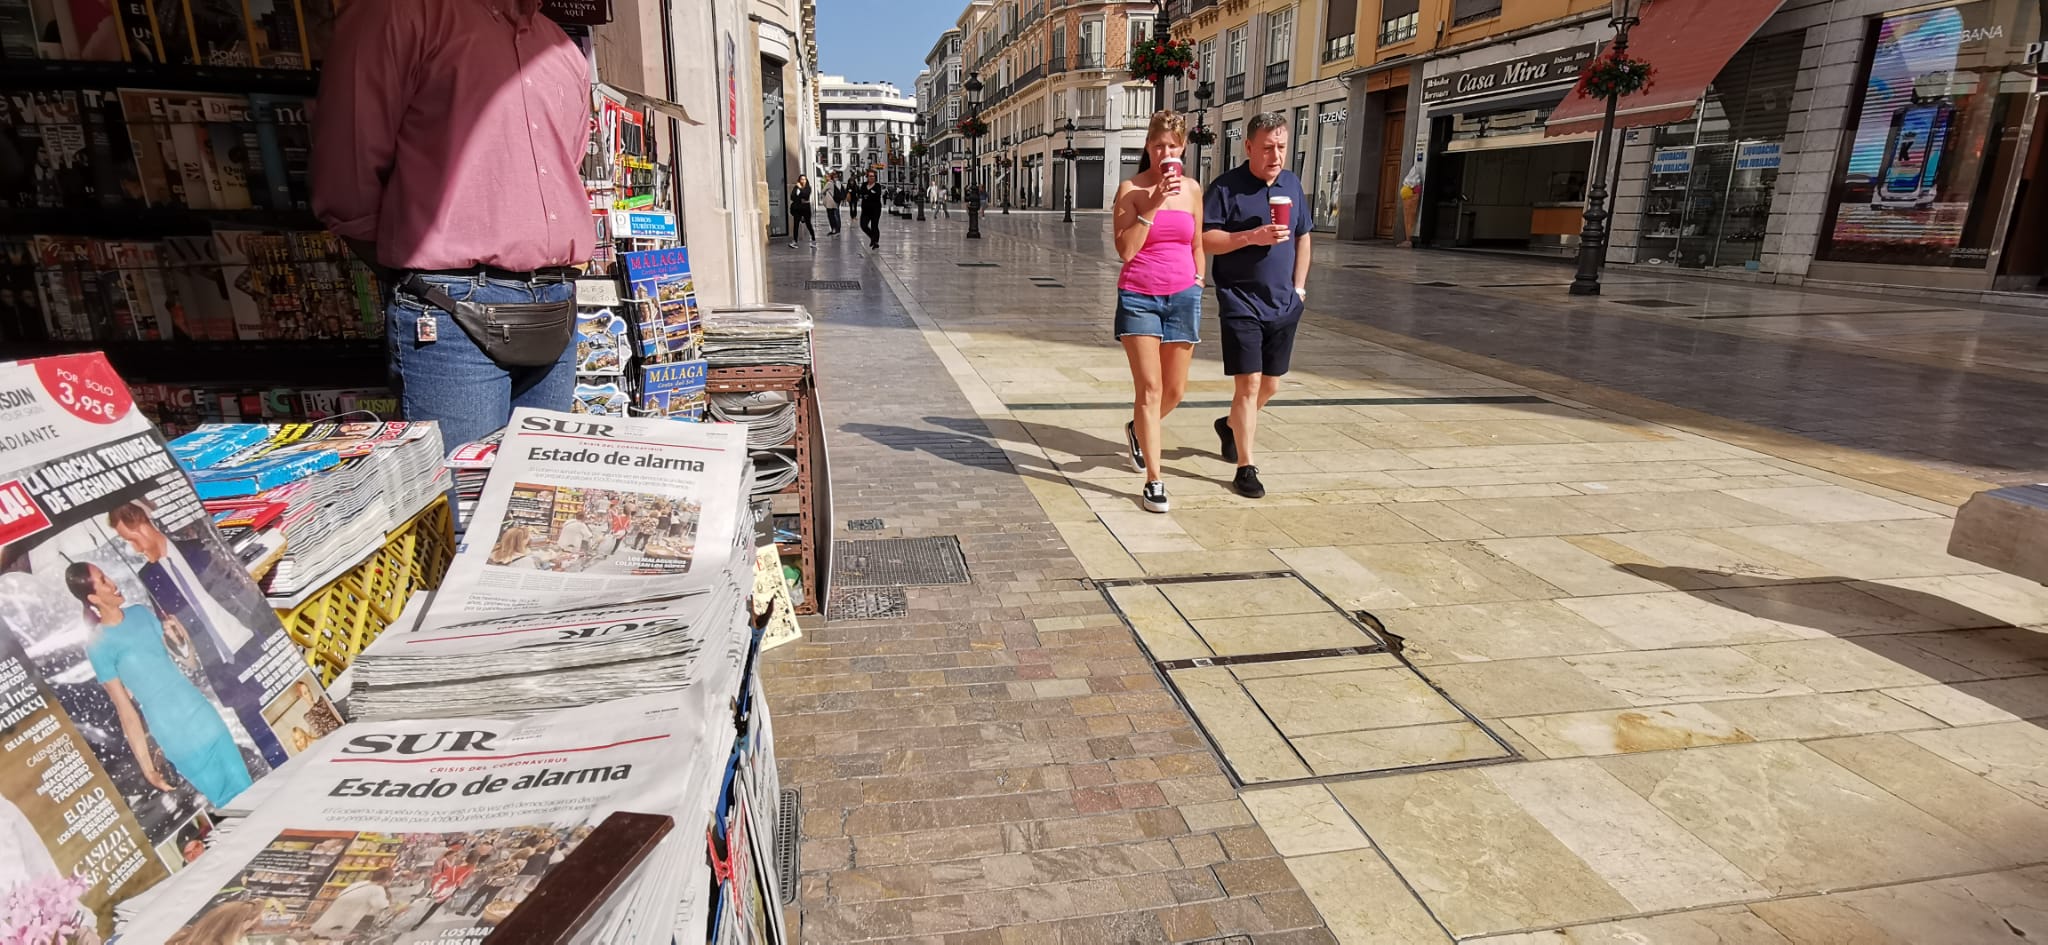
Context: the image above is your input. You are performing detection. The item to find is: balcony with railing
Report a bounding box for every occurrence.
[1322,33,1355,63]
[1015,63,1046,91]
[1073,51,1106,71]
[1263,61,1288,94]
[1223,73,1244,101]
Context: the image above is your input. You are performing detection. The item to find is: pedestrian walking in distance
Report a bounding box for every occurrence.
[1112,111,1205,514]
[1203,111,1313,500]
[788,175,816,248]
[928,181,950,218]
[823,173,844,235]
[857,170,884,250]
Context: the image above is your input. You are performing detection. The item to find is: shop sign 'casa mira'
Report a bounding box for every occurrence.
[1423,43,1598,105]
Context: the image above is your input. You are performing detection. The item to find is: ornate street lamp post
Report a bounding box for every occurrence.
[1003,144,1013,214]
[1152,3,1173,113]
[1569,0,1644,297]
[1192,78,1214,177]
[965,74,984,240]
[1061,118,1077,224]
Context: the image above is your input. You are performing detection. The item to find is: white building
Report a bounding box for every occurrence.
[820,75,921,188]
[922,27,965,198]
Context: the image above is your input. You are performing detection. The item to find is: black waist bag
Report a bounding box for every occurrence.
[405,276,575,368]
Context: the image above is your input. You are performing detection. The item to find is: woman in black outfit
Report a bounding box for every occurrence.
[788,175,816,248]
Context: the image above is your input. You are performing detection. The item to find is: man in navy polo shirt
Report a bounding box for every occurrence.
[1203,111,1314,499]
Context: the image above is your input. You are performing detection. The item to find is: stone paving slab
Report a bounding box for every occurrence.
[776,213,2048,945]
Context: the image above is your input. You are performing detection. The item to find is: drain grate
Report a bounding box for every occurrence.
[1033,283,1065,288]
[805,279,862,290]
[957,262,999,268]
[1615,298,1694,308]
[825,586,909,620]
[1344,263,1379,269]
[846,518,887,531]
[1415,280,1460,287]
[832,536,970,587]
[775,788,800,904]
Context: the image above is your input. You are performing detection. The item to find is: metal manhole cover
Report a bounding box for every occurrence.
[846,518,886,531]
[1616,298,1694,308]
[806,279,861,289]
[826,586,909,620]
[832,536,970,587]
[957,262,999,268]
[775,788,801,904]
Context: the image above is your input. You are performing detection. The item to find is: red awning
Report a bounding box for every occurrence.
[1545,0,1786,137]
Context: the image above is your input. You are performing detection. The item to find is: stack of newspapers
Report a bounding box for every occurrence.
[702,304,812,367]
[171,422,447,599]
[442,428,505,536]
[115,691,742,945]
[351,410,756,720]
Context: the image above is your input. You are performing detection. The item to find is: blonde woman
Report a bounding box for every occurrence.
[1112,111,1205,513]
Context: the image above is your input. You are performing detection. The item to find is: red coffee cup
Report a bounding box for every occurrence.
[1269,195,1293,229]
[1161,157,1183,191]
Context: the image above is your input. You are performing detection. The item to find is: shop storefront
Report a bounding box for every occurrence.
[1418,41,1600,254]
[1309,102,1348,233]
[1076,149,1108,208]
[1631,32,1802,269]
[1810,0,2043,290]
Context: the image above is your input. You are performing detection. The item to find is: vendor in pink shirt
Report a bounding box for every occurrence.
[311,0,594,451]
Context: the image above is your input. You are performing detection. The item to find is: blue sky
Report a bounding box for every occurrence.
[817,0,963,97]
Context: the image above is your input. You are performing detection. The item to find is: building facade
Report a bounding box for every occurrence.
[927,0,1163,212]
[1169,0,1368,234]
[821,76,923,189]
[754,0,821,240]
[923,28,967,198]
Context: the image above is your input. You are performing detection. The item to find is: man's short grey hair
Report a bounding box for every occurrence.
[1247,111,1288,138]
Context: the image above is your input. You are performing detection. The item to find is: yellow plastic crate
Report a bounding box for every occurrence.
[276,497,455,684]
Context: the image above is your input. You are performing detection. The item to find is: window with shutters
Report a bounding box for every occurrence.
[1452,0,1500,26]
[1379,0,1419,44]
[1225,26,1246,76]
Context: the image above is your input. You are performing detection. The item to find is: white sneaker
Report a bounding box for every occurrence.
[1141,480,1169,513]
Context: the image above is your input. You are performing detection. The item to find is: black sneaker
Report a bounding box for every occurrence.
[1233,465,1265,499]
[1142,480,1170,513]
[1126,421,1144,471]
[1215,416,1238,464]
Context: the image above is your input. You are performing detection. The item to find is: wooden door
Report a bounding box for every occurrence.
[1376,109,1407,240]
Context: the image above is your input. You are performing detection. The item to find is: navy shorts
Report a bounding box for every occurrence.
[1114,286,1203,344]
[1219,310,1300,376]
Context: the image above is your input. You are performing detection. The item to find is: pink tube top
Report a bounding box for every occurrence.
[1118,209,1199,296]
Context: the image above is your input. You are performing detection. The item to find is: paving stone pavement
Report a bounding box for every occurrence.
[764,214,2048,945]
[762,238,1334,944]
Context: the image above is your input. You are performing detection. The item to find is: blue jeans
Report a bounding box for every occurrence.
[387,274,577,453]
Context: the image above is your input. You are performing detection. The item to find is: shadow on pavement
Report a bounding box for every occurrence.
[1626,564,2048,729]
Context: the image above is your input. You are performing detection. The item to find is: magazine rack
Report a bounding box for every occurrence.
[481,811,676,944]
[708,365,822,615]
[0,58,387,408]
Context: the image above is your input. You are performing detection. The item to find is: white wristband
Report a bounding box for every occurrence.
[1136,215,1155,226]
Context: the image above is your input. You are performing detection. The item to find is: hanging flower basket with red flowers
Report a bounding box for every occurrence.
[1575,45,1654,100]
[1187,125,1216,147]
[1131,35,1197,85]
[956,115,989,138]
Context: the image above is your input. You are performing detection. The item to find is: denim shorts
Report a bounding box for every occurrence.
[1114,285,1203,344]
